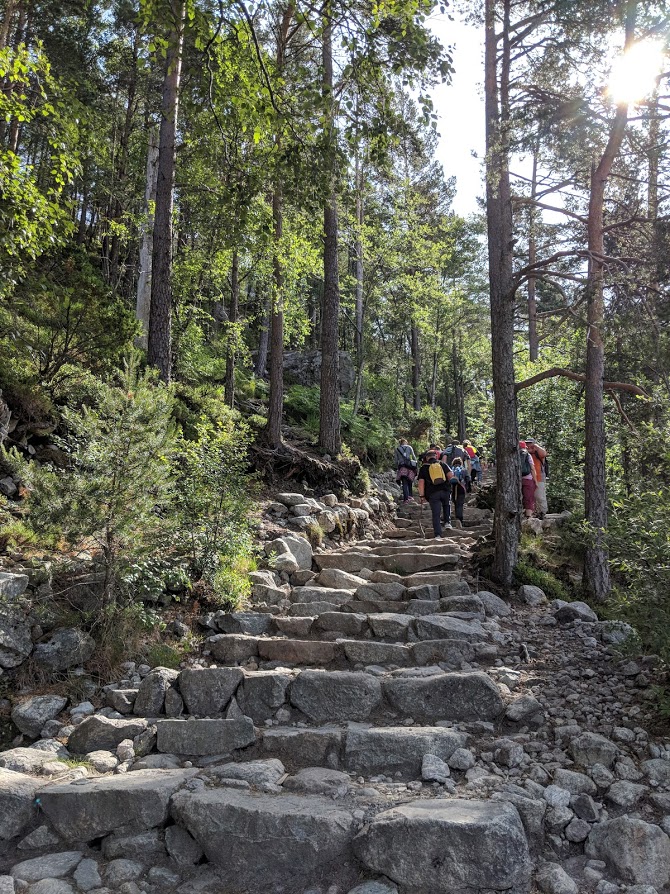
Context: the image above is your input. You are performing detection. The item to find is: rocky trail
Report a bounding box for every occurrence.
[1,482,669,894]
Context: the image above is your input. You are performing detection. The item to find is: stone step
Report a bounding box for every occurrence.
[314,550,461,575]
[140,668,504,730]
[33,773,531,894]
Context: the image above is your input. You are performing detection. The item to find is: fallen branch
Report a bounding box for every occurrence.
[515,367,650,397]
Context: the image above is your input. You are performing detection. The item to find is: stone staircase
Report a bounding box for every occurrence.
[1,490,668,894]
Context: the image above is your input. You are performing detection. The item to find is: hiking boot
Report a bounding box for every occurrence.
[443,522,452,529]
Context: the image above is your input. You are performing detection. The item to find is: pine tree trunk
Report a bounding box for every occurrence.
[528,147,539,362]
[485,0,520,590]
[224,249,240,407]
[318,2,341,455]
[147,0,186,383]
[255,294,270,378]
[411,324,421,411]
[452,336,465,441]
[352,148,364,416]
[136,125,160,347]
[263,4,295,447]
[583,3,635,601]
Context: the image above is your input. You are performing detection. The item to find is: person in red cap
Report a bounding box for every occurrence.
[519,440,538,517]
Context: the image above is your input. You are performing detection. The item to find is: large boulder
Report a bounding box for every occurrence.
[383,672,504,722]
[38,769,197,841]
[0,769,41,840]
[569,732,618,769]
[11,695,68,738]
[283,349,355,394]
[344,726,468,776]
[291,670,382,722]
[67,716,148,754]
[171,787,357,890]
[178,667,243,716]
[215,611,273,636]
[353,799,531,893]
[586,816,670,887]
[275,534,313,571]
[133,667,179,717]
[32,628,95,672]
[155,718,256,755]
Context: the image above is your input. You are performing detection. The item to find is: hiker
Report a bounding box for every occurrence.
[450,456,470,524]
[526,437,548,518]
[417,449,454,539]
[443,438,466,467]
[394,437,418,503]
[519,440,538,517]
[469,446,482,486]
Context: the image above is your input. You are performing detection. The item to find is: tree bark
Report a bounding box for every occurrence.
[318,0,341,455]
[583,2,636,602]
[352,144,364,416]
[528,146,539,361]
[263,4,295,447]
[135,124,159,347]
[147,0,186,383]
[224,248,240,407]
[452,335,466,441]
[485,0,520,590]
[255,293,270,378]
[410,323,421,411]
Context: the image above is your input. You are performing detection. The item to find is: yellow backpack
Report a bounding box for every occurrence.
[428,461,447,484]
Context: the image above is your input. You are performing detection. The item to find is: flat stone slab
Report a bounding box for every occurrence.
[383,672,504,722]
[207,634,259,663]
[262,727,344,769]
[291,586,355,606]
[238,671,292,723]
[291,670,382,722]
[289,602,339,617]
[340,640,412,667]
[171,788,357,891]
[367,613,414,639]
[344,726,468,776]
[257,638,338,665]
[38,769,196,841]
[414,615,486,642]
[353,799,531,893]
[156,718,256,755]
[411,639,477,668]
[314,612,367,635]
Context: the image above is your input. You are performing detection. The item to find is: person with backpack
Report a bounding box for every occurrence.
[519,440,538,517]
[394,437,418,503]
[417,449,454,539]
[526,437,548,518]
[469,448,482,486]
[450,456,470,524]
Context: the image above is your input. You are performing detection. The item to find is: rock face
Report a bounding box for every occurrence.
[172,788,357,890]
[133,667,179,716]
[38,770,196,841]
[383,672,504,722]
[283,349,355,394]
[354,799,531,892]
[586,816,670,887]
[32,628,95,672]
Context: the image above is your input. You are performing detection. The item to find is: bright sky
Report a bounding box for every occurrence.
[429,11,486,217]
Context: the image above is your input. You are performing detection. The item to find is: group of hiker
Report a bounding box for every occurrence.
[395,435,549,539]
[394,438,484,540]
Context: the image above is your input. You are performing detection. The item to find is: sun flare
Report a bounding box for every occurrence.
[608,39,665,105]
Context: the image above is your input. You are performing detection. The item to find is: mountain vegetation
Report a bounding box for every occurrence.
[0,0,669,664]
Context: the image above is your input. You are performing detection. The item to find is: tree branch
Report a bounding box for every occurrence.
[515,367,650,397]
